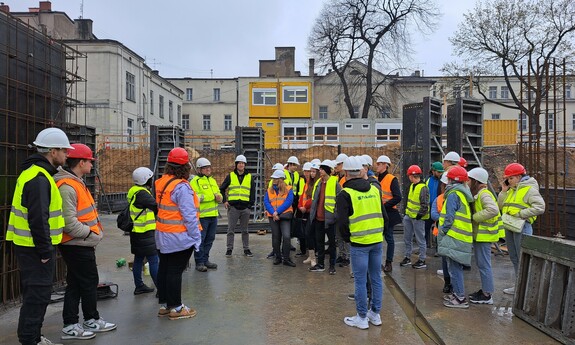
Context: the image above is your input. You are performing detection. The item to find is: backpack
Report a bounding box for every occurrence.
[116,191,144,232]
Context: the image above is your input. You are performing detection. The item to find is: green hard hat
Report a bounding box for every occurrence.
[431,162,444,172]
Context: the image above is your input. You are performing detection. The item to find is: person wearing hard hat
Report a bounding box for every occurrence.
[190,157,222,272]
[498,163,545,295]
[334,153,348,186]
[219,155,255,258]
[431,172,452,294]
[424,162,445,251]
[308,160,341,274]
[299,162,319,266]
[467,168,501,305]
[375,155,402,273]
[437,166,474,309]
[128,167,159,296]
[54,143,116,338]
[155,147,201,320]
[458,157,468,169]
[7,128,73,345]
[400,165,429,269]
[337,156,386,330]
[264,169,296,267]
[442,151,461,171]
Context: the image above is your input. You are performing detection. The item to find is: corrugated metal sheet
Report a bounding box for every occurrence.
[484,120,517,146]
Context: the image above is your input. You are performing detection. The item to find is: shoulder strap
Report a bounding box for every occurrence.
[159,177,180,205]
[130,190,146,221]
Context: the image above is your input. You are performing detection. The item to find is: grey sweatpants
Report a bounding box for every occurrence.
[403,215,426,261]
[226,206,251,250]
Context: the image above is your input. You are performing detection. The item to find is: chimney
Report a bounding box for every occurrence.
[76,19,94,39]
[309,58,315,77]
[29,7,40,12]
[414,70,421,77]
[0,3,10,13]
[39,1,52,12]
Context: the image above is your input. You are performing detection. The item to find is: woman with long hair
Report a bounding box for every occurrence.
[264,169,295,267]
[301,163,319,266]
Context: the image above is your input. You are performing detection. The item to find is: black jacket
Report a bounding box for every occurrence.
[130,188,158,256]
[219,169,255,210]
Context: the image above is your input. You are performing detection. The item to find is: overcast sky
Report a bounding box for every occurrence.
[10,0,475,78]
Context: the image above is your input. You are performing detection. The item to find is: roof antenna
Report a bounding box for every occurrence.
[80,0,84,19]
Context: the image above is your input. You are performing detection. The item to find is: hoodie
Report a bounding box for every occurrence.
[497,176,545,220]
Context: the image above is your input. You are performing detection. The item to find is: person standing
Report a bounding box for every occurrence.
[264,170,295,267]
[425,162,444,249]
[400,165,429,269]
[7,127,72,345]
[190,157,222,272]
[300,162,318,266]
[54,143,116,339]
[431,172,452,293]
[128,167,159,295]
[498,163,545,295]
[155,147,202,320]
[220,154,255,257]
[337,157,385,330]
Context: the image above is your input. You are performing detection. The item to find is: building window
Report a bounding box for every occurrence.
[519,113,527,131]
[182,114,190,130]
[547,113,554,130]
[489,86,497,99]
[452,86,461,99]
[203,114,211,131]
[177,105,182,126]
[501,86,509,99]
[224,114,233,131]
[379,108,391,118]
[319,106,328,119]
[362,124,370,130]
[168,101,173,122]
[186,88,193,101]
[376,128,401,141]
[432,86,437,98]
[283,86,308,103]
[159,95,164,118]
[572,114,575,130]
[150,90,154,114]
[126,72,135,102]
[283,126,307,141]
[566,85,571,99]
[353,106,360,118]
[127,118,134,142]
[213,88,220,102]
[491,113,500,120]
[345,124,353,129]
[252,88,277,105]
[313,125,338,141]
[255,122,262,127]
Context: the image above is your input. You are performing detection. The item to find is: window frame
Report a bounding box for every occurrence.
[318,106,328,119]
[224,114,233,131]
[168,101,174,122]
[186,88,193,101]
[182,114,190,130]
[501,86,509,99]
[203,114,211,131]
[213,88,221,102]
[491,113,501,120]
[126,72,136,102]
[375,123,401,142]
[252,88,277,106]
[313,123,339,142]
[282,86,308,103]
[159,95,164,119]
[488,86,497,99]
[150,90,154,115]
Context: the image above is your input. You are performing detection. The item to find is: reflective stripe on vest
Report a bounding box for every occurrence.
[191,175,219,217]
[380,173,397,209]
[344,186,384,245]
[474,189,501,243]
[228,172,251,202]
[266,185,293,217]
[439,190,473,243]
[7,165,64,246]
[56,177,102,243]
[155,175,188,233]
[128,185,156,233]
[406,183,429,220]
[502,185,537,224]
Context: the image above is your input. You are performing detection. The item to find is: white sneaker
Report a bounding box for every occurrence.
[437,269,443,276]
[503,287,515,295]
[37,336,63,345]
[62,323,96,340]
[366,310,382,326]
[83,318,117,332]
[343,314,369,329]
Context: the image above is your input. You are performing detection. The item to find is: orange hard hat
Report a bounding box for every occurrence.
[446,165,469,182]
[407,165,422,175]
[67,143,95,160]
[504,163,526,178]
[458,157,468,168]
[167,147,189,165]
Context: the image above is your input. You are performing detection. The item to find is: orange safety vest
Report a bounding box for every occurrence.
[380,173,397,209]
[155,175,189,233]
[432,193,445,236]
[56,177,101,243]
[266,185,293,217]
[339,175,346,187]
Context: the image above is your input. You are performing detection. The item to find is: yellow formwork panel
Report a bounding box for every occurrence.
[249,118,280,149]
[484,120,518,146]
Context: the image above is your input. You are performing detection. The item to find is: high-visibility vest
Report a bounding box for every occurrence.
[324,176,338,213]
[502,185,537,224]
[339,175,346,187]
[344,186,384,245]
[284,170,302,197]
[7,165,64,246]
[228,172,251,202]
[439,190,473,243]
[432,193,445,236]
[128,185,156,234]
[266,185,293,217]
[155,175,188,233]
[56,177,102,243]
[190,175,219,218]
[474,188,502,242]
[406,183,429,220]
[380,173,397,209]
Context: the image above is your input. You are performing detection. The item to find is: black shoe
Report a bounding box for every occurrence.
[244,249,253,257]
[195,264,208,272]
[412,260,427,269]
[339,259,350,267]
[399,257,412,267]
[273,257,282,265]
[267,251,275,259]
[205,261,218,269]
[225,249,232,257]
[134,284,154,295]
[295,251,305,257]
[309,264,325,272]
[329,266,336,275]
[283,259,296,267]
[469,289,493,304]
[383,261,393,272]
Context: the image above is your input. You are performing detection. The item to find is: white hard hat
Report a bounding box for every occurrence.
[310,158,321,166]
[343,156,362,171]
[132,167,154,185]
[335,153,348,164]
[235,155,247,163]
[361,154,373,166]
[320,159,336,169]
[302,162,312,171]
[287,156,300,165]
[33,127,74,149]
[271,169,286,179]
[272,163,284,170]
[196,157,211,168]
[444,151,461,162]
[377,155,391,164]
[440,172,449,184]
[310,162,320,170]
[468,167,489,184]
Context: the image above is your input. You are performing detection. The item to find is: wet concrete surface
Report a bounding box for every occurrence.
[0,214,561,345]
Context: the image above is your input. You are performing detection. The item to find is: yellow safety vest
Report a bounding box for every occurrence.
[502,185,537,224]
[406,183,429,220]
[321,176,338,213]
[128,186,156,233]
[228,172,251,202]
[190,175,220,218]
[439,190,473,244]
[284,170,303,196]
[474,189,502,242]
[344,186,384,245]
[7,165,64,246]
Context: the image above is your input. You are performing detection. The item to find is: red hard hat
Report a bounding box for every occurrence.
[458,157,468,168]
[407,165,422,176]
[167,147,189,165]
[446,166,469,182]
[67,143,95,160]
[504,163,526,178]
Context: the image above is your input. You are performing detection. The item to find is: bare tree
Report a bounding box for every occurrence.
[308,0,439,119]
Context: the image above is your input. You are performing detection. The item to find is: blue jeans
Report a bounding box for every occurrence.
[384,222,395,262]
[350,242,383,318]
[447,258,465,298]
[194,217,217,265]
[403,216,426,260]
[474,242,494,294]
[505,222,532,275]
[133,254,159,288]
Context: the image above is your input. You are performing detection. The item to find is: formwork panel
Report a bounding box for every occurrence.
[544,263,568,329]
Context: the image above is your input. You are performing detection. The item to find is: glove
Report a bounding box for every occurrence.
[415,214,422,220]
